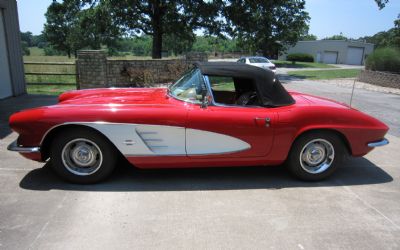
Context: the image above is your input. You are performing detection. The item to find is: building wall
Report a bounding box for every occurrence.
[0,0,26,98]
[0,9,13,99]
[279,40,374,65]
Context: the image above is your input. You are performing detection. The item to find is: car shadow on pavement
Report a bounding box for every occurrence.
[19,157,393,192]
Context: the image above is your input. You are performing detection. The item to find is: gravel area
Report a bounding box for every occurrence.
[306,78,400,95]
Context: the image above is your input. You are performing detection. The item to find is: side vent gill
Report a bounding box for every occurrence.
[135,129,168,153]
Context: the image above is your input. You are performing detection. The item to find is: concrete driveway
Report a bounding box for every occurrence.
[1,87,400,249]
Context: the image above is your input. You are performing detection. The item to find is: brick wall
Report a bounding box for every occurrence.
[77,50,208,89]
[358,70,400,89]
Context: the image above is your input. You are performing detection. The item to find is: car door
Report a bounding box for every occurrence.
[185,73,276,158]
[186,104,276,158]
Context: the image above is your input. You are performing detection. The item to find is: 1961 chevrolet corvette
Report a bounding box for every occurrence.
[8,62,389,183]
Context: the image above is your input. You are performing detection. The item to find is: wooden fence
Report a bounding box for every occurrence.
[23,61,78,87]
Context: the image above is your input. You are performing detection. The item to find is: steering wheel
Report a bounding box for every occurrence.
[236,91,258,106]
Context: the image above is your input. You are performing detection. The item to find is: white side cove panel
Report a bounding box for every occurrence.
[186,128,250,155]
[81,123,186,156]
[73,123,250,156]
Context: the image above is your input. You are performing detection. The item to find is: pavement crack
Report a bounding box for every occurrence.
[28,193,68,249]
[337,181,400,231]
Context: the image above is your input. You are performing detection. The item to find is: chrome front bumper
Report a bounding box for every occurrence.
[367,138,389,148]
[7,139,41,153]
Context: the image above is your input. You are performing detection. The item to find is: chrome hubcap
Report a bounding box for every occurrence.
[61,138,103,176]
[300,139,335,174]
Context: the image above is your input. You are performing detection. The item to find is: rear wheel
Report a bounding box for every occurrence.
[50,128,117,184]
[287,132,346,181]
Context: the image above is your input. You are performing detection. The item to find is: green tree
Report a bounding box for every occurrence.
[301,34,317,41]
[370,0,400,48]
[21,41,30,56]
[223,0,310,57]
[323,33,348,40]
[44,0,80,57]
[20,31,34,46]
[360,28,399,48]
[44,0,119,57]
[374,0,389,9]
[32,34,47,47]
[98,0,222,59]
[163,32,195,55]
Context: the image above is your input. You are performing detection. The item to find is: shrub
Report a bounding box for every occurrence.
[43,46,65,56]
[287,53,314,62]
[21,41,30,56]
[365,47,400,74]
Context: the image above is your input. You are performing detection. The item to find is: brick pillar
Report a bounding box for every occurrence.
[76,50,107,89]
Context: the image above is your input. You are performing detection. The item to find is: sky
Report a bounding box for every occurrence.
[17,0,400,39]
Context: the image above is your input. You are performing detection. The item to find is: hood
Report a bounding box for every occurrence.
[58,88,170,105]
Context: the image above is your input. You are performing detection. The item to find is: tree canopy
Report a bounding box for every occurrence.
[301,34,318,41]
[99,0,222,58]
[323,33,349,40]
[371,0,400,48]
[43,0,311,58]
[223,0,310,57]
[44,0,119,57]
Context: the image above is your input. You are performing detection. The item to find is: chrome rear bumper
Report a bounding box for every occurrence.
[367,138,389,148]
[7,140,41,153]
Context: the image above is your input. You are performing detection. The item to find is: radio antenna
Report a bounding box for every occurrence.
[349,74,358,108]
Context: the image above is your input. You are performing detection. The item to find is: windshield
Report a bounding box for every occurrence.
[249,57,270,63]
[169,68,205,104]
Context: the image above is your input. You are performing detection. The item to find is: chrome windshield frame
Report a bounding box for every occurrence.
[167,68,205,105]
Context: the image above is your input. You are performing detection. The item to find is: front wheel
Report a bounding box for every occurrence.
[287,132,346,181]
[50,128,117,184]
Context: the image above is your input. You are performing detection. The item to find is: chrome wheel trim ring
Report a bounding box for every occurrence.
[61,138,103,176]
[299,138,335,174]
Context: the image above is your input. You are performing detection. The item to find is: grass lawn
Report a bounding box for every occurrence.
[27,84,76,95]
[208,76,235,91]
[272,60,338,69]
[25,47,76,62]
[25,74,76,84]
[287,69,361,80]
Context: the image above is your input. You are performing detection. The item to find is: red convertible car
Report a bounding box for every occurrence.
[8,62,389,183]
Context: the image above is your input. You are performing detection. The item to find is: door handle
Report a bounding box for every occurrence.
[255,117,271,127]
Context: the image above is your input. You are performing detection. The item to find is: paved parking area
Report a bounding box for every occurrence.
[1,85,400,249]
[281,78,400,137]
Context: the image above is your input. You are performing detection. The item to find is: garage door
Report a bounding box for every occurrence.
[0,10,13,99]
[346,47,364,65]
[323,51,338,64]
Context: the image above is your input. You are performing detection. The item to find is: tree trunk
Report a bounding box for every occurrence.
[151,1,163,59]
[152,26,162,59]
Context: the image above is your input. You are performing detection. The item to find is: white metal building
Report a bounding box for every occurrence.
[0,0,25,99]
[279,40,375,65]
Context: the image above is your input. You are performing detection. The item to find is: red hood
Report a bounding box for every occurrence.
[58,88,170,105]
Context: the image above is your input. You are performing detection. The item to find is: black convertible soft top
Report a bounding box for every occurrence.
[195,62,295,107]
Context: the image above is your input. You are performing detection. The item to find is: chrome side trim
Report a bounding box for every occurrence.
[7,140,41,153]
[367,138,389,147]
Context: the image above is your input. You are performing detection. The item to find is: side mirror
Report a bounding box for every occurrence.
[201,89,209,109]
